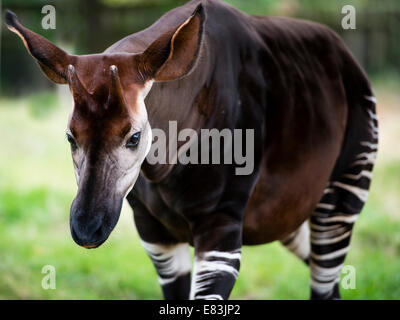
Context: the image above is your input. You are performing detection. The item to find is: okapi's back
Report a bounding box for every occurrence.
[251,15,377,180]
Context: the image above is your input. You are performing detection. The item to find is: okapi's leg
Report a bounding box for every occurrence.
[128,197,192,300]
[280,220,310,264]
[141,241,192,300]
[310,209,356,300]
[310,96,378,300]
[190,217,242,300]
[310,183,363,300]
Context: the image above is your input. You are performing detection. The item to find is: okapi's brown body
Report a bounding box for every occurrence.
[113,0,372,244]
[6,0,377,300]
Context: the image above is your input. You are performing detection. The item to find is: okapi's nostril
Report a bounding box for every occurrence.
[93,224,103,239]
[70,214,105,247]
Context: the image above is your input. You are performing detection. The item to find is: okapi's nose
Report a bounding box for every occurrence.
[70,209,105,248]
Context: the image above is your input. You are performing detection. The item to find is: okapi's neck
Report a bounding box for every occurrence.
[140,44,214,182]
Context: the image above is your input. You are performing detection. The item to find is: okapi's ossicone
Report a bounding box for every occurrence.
[6,0,378,300]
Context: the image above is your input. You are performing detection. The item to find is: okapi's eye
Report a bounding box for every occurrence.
[126,132,141,149]
[66,133,77,151]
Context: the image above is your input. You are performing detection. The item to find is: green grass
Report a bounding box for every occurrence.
[0,84,399,300]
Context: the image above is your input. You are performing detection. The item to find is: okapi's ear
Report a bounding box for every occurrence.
[5,10,70,84]
[139,4,205,82]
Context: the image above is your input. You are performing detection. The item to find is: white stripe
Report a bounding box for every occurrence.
[195,260,239,278]
[367,120,379,136]
[311,225,350,239]
[195,294,223,300]
[355,152,376,160]
[310,246,350,260]
[364,95,377,104]
[283,221,310,260]
[311,230,352,245]
[312,211,331,217]
[343,170,372,180]
[310,261,342,294]
[352,158,375,166]
[332,181,369,202]
[314,214,359,224]
[310,275,340,287]
[316,203,335,210]
[311,263,343,278]
[351,151,376,166]
[366,108,378,120]
[360,141,378,149]
[323,188,335,194]
[310,277,340,295]
[141,241,191,285]
[370,124,379,134]
[310,223,341,231]
[203,250,241,261]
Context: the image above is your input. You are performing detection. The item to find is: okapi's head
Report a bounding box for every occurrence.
[5,5,205,248]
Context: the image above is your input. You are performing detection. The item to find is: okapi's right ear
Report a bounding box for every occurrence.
[5,10,70,84]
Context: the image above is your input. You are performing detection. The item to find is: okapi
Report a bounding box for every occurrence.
[5,0,378,300]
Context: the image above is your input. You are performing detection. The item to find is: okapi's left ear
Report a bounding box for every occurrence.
[139,4,206,82]
[5,10,70,84]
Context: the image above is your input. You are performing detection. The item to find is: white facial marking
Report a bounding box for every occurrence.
[114,80,154,197]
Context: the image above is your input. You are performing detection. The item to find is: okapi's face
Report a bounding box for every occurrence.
[65,60,154,248]
[5,5,205,248]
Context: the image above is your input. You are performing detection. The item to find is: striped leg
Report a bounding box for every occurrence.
[128,185,193,300]
[310,171,373,299]
[310,95,377,300]
[190,216,242,300]
[190,249,241,300]
[281,220,310,264]
[141,241,192,300]
[310,209,357,300]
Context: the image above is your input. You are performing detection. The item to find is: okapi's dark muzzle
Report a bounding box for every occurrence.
[69,197,123,249]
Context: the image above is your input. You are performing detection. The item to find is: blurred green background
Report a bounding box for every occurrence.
[0,0,399,299]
